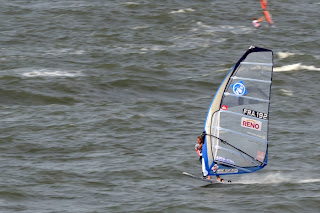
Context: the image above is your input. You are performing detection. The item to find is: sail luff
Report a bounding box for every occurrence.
[202,66,235,173]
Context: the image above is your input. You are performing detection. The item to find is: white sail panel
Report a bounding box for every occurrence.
[203,69,234,172]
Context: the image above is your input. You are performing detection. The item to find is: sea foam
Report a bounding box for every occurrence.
[170,8,195,14]
[274,63,320,72]
[22,69,83,77]
[277,52,296,59]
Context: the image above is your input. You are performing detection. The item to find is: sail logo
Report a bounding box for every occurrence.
[212,164,219,172]
[216,156,235,165]
[221,105,228,110]
[243,108,268,120]
[256,151,265,162]
[217,168,238,174]
[241,117,262,131]
[231,81,247,96]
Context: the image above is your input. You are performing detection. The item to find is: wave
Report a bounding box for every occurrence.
[276,52,296,59]
[22,69,83,77]
[121,2,140,6]
[0,89,78,106]
[299,179,320,183]
[195,21,252,34]
[132,26,150,30]
[170,8,195,14]
[236,172,320,185]
[274,63,320,72]
[280,89,293,97]
[43,48,86,56]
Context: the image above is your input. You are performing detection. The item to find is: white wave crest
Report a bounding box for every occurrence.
[236,172,286,185]
[121,2,140,6]
[170,8,195,14]
[274,63,320,72]
[298,179,320,183]
[132,26,149,30]
[277,52,296,59]
[22,69,83,77]
[280,89,293,97]
[235,172,320,185]
[195,22,251,34]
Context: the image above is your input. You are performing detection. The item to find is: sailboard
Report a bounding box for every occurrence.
[182,172,230,184]
[201,46,273,178]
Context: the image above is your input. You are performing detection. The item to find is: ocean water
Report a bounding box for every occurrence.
[0,0,319,212]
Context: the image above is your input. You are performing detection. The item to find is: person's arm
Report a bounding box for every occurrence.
[195,144,201,157]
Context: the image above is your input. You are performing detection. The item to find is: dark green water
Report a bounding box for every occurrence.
[1,1,319,212]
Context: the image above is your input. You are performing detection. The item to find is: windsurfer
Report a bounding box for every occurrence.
[195,135,210,179]
[195,136,203,162]
[196,135,224,182]
[252,17,265,28]
[259,0,274,26]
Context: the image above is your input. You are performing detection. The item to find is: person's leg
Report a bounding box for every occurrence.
[216,175,224,182]
[201,158,210,179]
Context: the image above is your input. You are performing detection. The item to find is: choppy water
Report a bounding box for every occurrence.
[1,0,320,212]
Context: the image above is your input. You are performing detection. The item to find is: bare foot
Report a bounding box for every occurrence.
[207,176,211,180]
[217,177,224,182]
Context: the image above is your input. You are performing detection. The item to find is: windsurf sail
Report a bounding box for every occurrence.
[202,46,273,176]
[260,0,274,25]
